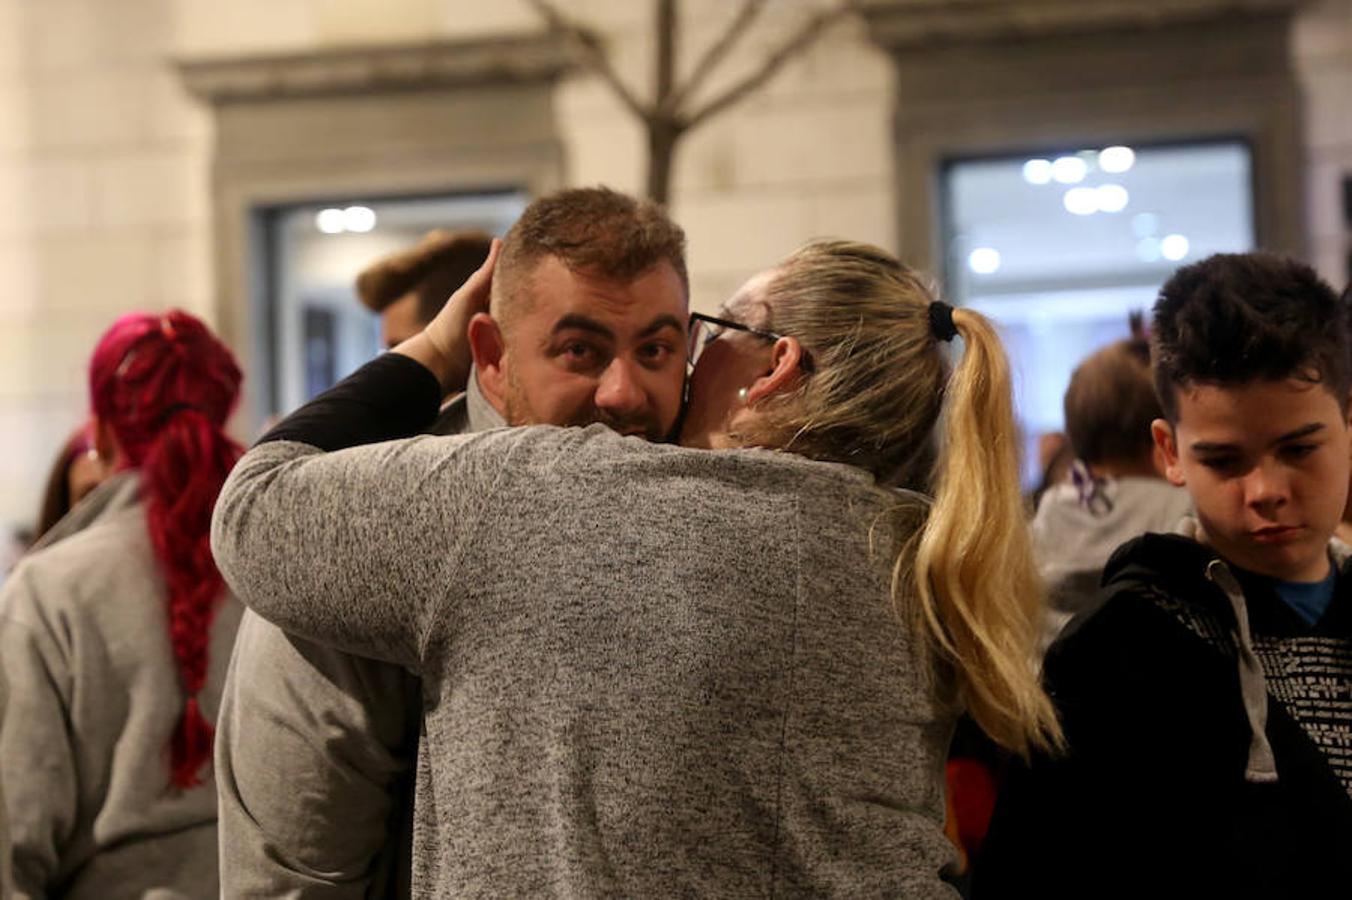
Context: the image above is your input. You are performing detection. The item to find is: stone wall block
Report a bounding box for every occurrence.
[92,150,208,229]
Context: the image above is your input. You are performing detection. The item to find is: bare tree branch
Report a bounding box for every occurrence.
[526,0,649,120]
[684,0,858,131]
[663,0,767,116]
[655,0,677,106]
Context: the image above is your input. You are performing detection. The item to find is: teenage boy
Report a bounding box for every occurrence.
[975,253,1352,897]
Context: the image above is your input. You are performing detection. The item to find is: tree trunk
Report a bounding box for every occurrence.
[646,115,681,205]
[648,0,679,204]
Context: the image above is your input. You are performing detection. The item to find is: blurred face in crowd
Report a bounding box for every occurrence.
[1153,377,1352,582]
[473,254,688,440]
[380,292,424,350]
[67,449,106,506]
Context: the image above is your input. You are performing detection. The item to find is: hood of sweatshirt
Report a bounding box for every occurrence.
[1095,522,1351,784]
[1033,477,1192,587]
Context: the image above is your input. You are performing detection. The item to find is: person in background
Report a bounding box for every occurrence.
[976,253,1352,896]
[1032,332,1192,649]
[215,187,690,897]
[357,229,495,351]
[212,239,1061,896]
[0,310,244,899]
[30,426,108,546]
[0,671,8,900]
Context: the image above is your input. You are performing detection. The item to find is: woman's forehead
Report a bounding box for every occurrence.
[723,269,779,326]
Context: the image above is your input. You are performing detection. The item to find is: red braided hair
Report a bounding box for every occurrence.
[88,310,243,789]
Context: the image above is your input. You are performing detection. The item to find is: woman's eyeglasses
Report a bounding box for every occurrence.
[686,312,813,372]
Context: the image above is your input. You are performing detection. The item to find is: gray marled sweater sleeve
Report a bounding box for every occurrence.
[213,429,553,669]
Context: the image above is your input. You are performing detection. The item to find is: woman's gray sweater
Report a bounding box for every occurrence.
[0,474,241,899]
[211,362,959,897]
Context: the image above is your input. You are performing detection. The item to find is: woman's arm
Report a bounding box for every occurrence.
[210,360,518,669]
[211,241,507,668]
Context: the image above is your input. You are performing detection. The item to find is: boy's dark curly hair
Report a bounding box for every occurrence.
[1152,252,1350,421]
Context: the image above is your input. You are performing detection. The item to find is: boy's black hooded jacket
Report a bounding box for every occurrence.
[974,530,1352,898]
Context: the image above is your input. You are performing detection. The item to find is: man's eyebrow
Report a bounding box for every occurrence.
[1190,440,1239,454]
[551,315,614,340]
[1190,423,1326,454]
[1273,422,1325,444]
[637,314,685,339]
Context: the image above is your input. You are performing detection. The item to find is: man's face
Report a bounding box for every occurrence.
[1153,377,1352,582]
[380,292,423,350]
[499,255,687,440]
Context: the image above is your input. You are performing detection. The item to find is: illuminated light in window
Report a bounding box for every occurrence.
[343,206,377,233]
[968,247,1002,275]
[1099,145,1136,173]
[1161,234,1190,261]
[1136,237,1162,263]
[1063,187,1099,215]
[1051,156,1088,184]
[315,208,346,234]
[1095,184,1130,213]
[1022,159,1053,185]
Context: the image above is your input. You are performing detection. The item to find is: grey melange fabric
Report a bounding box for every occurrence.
[215,379,502,898]
[212,423,961,898]
[0,668,9,900]
[0,472,242,899]
[1031,476,1193,650]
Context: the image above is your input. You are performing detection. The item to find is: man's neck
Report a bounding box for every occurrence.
[1084,457,1159,480]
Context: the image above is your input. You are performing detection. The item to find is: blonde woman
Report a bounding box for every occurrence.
[212,239,1059,897]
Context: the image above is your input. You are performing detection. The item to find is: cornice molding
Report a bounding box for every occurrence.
[177,32,574,104]
[860,0,1310,50]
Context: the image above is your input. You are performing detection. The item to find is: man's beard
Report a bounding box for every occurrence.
[504,368,665,441]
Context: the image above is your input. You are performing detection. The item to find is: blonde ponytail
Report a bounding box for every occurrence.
[912,309,1062,756]
[739,239,1061,756]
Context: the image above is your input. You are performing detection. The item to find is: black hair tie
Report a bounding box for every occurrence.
[156,403,202,426]
[928,301,958,342]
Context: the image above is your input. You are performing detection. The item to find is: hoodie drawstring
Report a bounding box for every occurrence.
[1205,559,1278,783]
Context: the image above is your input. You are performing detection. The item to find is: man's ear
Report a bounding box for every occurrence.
[1151,418,1185,487]
[467,313,508,410]
[745,337,806,407]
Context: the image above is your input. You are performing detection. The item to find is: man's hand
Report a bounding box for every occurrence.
[395,238,500,394]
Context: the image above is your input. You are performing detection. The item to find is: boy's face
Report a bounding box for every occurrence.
[1152,378,1352,582]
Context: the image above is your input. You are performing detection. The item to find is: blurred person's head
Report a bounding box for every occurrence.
[1150,252,1352,582]
[679,239,1061,756]
[469,187,688,440]
[89,309,244,788]
[33,425,108,543]
[356,230,495,349]
[1064,337,1163,478]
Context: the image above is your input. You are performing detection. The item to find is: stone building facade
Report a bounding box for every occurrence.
[0,0,1348,532]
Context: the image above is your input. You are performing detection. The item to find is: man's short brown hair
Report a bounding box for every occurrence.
[492,187,688,328]
[356,230,494,325]
[1064,338,1160,466]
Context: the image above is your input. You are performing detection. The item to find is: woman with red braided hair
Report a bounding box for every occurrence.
[0,309,243,899]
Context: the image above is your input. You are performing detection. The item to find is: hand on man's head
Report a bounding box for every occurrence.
[396,239,500,392]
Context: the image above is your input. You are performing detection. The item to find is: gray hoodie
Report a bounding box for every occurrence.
[0,668,9,900]
[1032,476,1192,649]
[215,380,503,898]
[213,423,961,898]
[0,473,241,899]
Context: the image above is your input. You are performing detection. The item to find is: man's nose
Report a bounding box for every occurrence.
[594,357,647,417]
[1244,460,1289,511]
